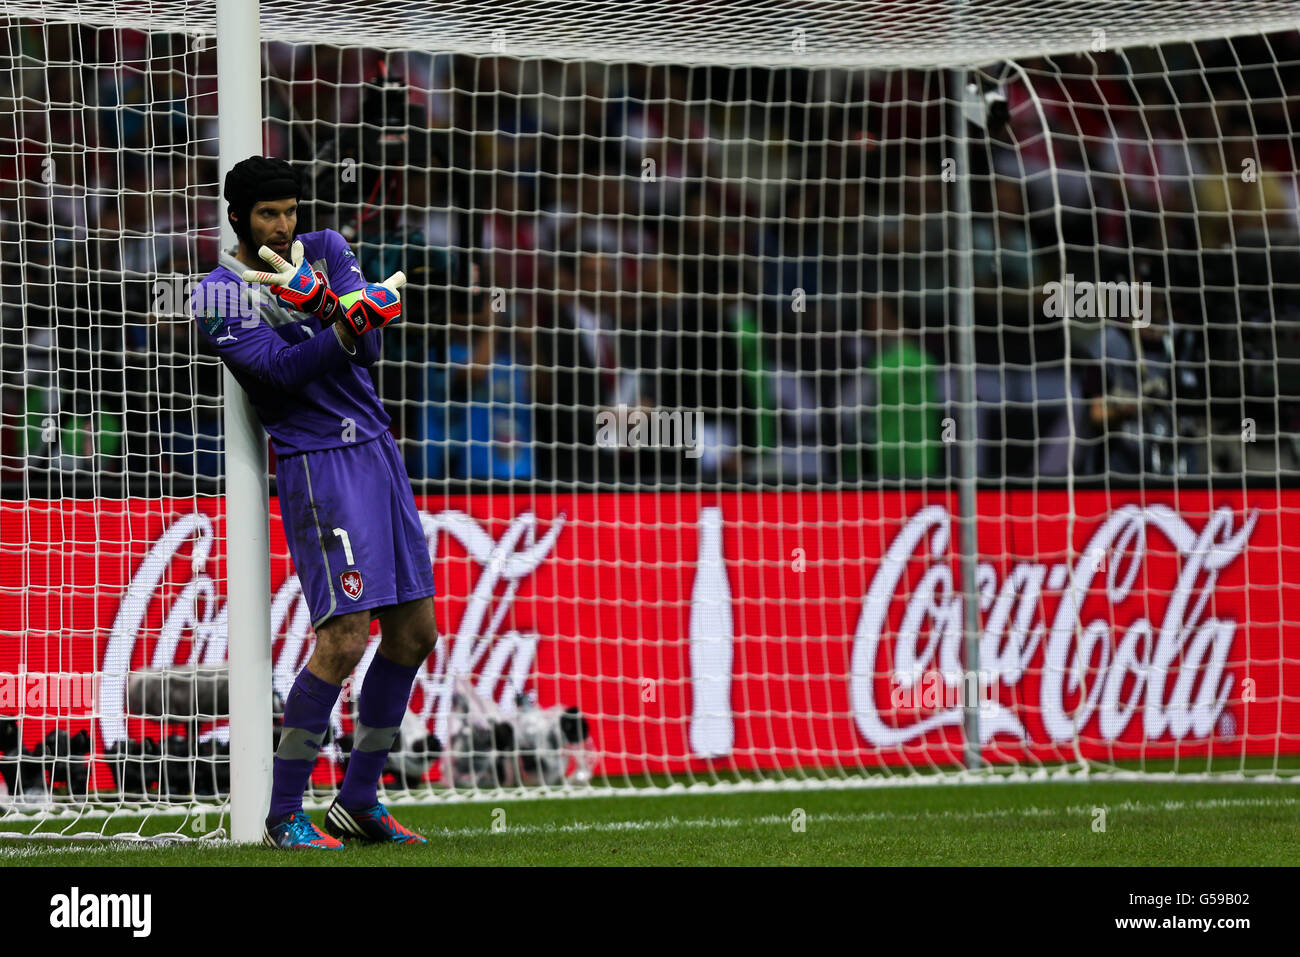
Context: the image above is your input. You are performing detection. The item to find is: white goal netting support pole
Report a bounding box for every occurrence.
[949,65,983,771]
[216,0,273,844]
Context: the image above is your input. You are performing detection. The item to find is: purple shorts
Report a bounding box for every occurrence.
[276,431,436,629]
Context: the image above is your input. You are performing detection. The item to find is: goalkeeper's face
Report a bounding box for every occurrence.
[245,198,297,258]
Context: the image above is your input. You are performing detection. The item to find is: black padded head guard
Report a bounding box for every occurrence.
[224,156,301,244]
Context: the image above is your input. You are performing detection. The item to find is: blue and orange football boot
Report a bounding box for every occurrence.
[323,800,427,845]
[263,810,345,850]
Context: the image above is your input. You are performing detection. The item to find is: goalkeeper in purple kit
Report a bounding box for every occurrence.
[193,156,434,849]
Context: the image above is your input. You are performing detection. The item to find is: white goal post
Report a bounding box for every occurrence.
[214,0,273,851]
[2,0,1299,843]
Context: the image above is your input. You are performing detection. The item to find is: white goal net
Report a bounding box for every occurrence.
[2,0,1299,839]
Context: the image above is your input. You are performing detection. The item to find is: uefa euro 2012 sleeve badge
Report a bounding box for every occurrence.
[201,307,225,337]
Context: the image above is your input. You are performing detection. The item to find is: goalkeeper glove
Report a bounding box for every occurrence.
[340,271,406,337]
[242,240,344,323]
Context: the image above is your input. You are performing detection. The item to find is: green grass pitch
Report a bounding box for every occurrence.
[3,780,1299,866]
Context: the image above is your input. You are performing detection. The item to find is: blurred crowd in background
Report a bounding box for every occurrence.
[2,21,1300,492]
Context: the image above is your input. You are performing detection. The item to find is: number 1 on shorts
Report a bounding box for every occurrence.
[332,526,355,565]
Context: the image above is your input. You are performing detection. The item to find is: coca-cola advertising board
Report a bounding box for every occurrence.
[2,490,1297,789]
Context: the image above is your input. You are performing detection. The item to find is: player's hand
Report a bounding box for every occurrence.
[342,271,406,337]
[242,240,343,322]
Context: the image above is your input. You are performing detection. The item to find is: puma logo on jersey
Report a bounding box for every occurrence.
[215,330,238,344]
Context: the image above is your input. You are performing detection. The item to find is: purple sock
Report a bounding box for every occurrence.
[337,651,419,810]
[267,668,341,824]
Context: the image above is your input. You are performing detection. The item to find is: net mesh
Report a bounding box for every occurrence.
[2,1,1299,837]
[6,0,1300,66]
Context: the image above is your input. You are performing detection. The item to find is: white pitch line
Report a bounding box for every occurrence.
[422,794,1300,839]
[2,795,1296,852]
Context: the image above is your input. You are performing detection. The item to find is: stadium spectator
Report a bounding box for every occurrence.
[570,166,656,262]
[147,315,224,479]
[839,296,942,479]
[634,253,745,480]
[883,156,950,331]
[1194,115,1298,250]
[968,175,1066,478]
[481,170,540,299]
[621,65,716,216]
[1068,262,1215,477]
[419,289,534,481]
[7,22,1300,495]
[533,231,656,482]
[397,164,463,250]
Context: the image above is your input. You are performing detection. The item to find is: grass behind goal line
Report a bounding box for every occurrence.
[2,780,1299,866]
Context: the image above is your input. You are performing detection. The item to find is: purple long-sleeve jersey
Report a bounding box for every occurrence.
[192,229,391,456]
